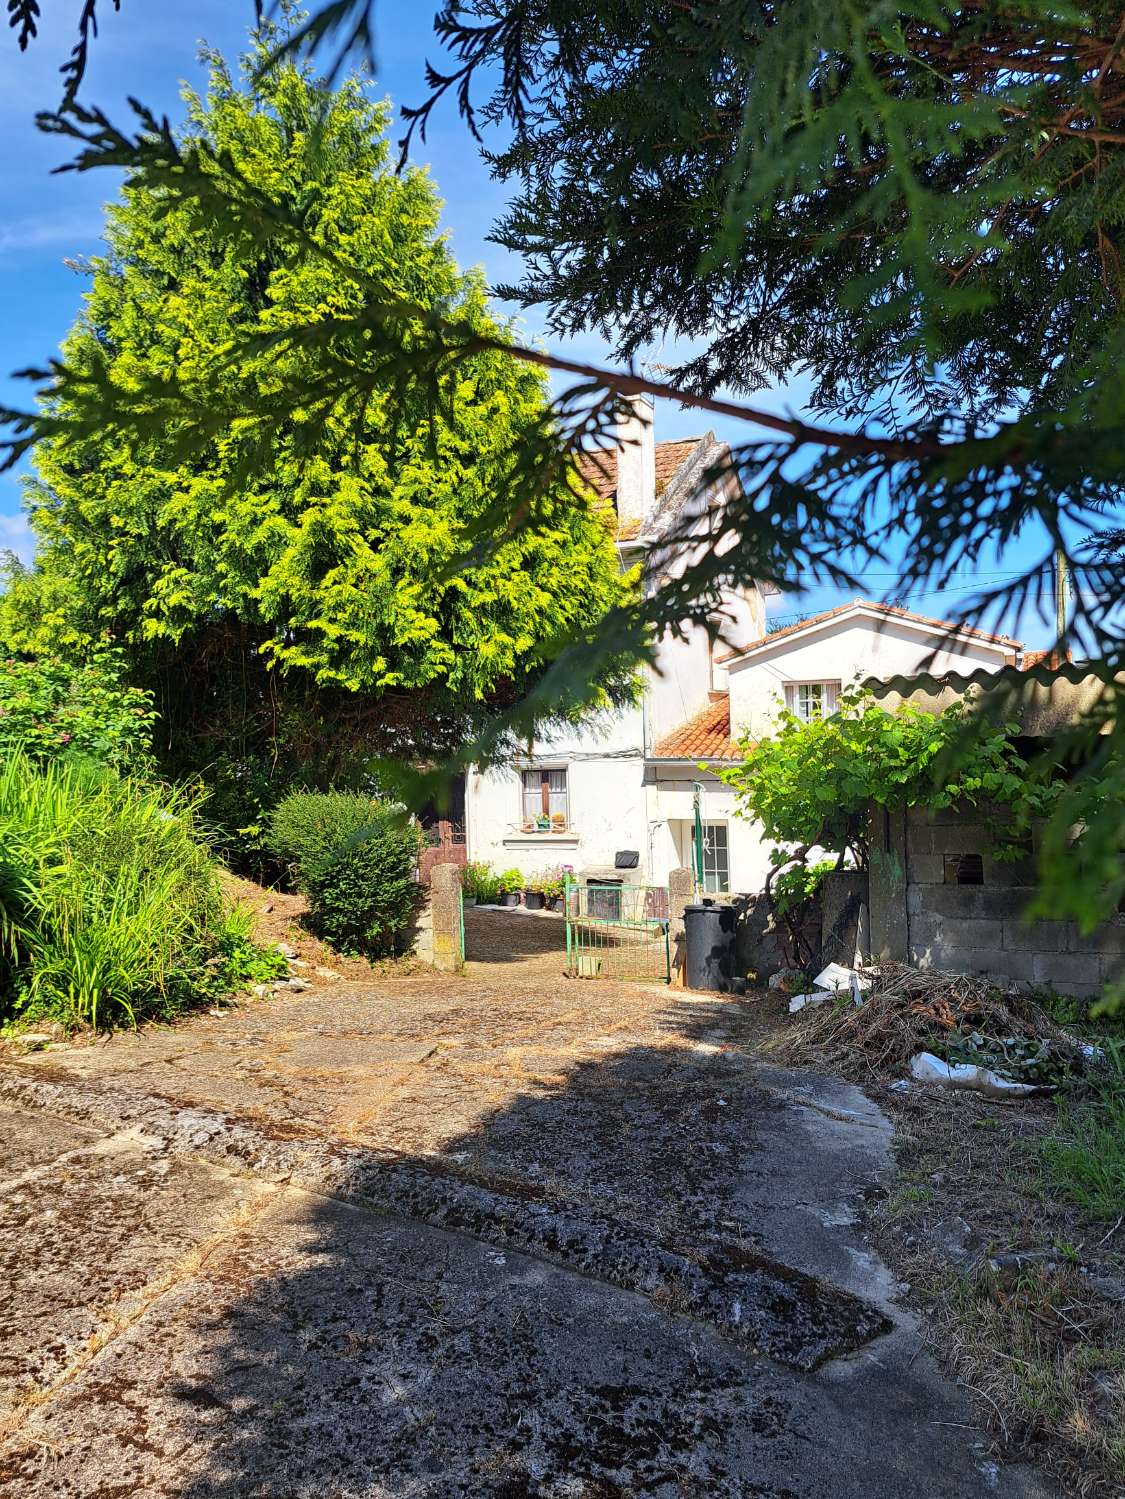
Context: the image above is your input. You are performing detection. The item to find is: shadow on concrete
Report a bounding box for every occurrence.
[2,994,1055,1499]
[463,905,570,966]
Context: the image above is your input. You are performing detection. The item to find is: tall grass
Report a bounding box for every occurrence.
[0,750,257,1030]
[1041,1038,1125,1223]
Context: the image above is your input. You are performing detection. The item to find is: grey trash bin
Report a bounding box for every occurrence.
[683,901,736,992]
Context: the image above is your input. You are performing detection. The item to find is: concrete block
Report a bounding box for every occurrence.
[909,854,944,884]
[912,944,1009,975]
[983,854,1036,888]
[1002,920,1066,953]
[906,825,933,855]
[984,953,1037,984]
[910,884,1028,919]
[929,824,988,856]
[935,919,1004,951]
[1031,952,1102,992]
[1068,918,1125,955]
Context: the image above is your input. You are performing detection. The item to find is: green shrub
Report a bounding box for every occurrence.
[463,861,501,902]
[268,790,381,879]
[0,750,269,1030]
[0,650,155,771]
[497,868,524,896]
[267,790,423,957]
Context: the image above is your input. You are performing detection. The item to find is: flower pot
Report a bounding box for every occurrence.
[546,896,562,912]
[523,891,545,910]
[462,896,477,907]
[501,892,521,907]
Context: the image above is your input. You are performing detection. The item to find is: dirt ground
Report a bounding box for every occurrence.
[463,904,571,980]
[0,945,1062,1498]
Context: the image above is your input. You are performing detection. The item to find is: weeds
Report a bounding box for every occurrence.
[944,1266,1125,1495]
[0,750,276,1031]
[1042,1040,1125,1224]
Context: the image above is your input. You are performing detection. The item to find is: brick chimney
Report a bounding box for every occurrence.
[615,394,656,530]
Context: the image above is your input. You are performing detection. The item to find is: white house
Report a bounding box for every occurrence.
[464,402,1022,895]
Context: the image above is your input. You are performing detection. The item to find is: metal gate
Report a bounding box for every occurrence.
[564,877,671,982]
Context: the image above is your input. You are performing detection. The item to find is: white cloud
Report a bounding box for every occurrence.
[0,212,104,257]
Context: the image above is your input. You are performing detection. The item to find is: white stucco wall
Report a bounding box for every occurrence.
[727,613,1013,741]
[466,751,648,879]
[643,772,774,894]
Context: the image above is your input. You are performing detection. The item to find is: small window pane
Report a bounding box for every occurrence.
[521,770,542,821]
[702,823,729,893]
[788,681,840,722]
[546,769,568,820]
[521,768,568,825]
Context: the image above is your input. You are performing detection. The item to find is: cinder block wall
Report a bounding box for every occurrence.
[904,803,1125,996]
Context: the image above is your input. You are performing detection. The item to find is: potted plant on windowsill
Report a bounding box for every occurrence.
[498,868,524,908]
[523,872,546,910]
[550,811,567,833]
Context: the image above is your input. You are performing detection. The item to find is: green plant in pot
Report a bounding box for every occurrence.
[462,861,500,905]
[497,868,524,907]
[522,872,546,910]
[539,868,566,911]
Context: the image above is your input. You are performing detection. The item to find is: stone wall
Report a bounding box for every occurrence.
[411,862,464,972]
[733,890,822,981]
[871,800,1125,997]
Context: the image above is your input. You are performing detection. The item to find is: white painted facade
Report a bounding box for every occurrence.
[464,412,1022,895]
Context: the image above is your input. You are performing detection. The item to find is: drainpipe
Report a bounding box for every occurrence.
[691,780,705,896]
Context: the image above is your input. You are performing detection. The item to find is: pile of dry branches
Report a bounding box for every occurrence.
[782,963,1084,1080]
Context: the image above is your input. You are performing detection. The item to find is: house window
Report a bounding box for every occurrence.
[786,681,840,722]
[701,823,730,894]
[521,768,568,828]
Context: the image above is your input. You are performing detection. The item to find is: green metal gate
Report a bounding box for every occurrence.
[564,877,671,982]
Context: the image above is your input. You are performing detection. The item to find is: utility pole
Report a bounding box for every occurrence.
[1054,548,1068,662]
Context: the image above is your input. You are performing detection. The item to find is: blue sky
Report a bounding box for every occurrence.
[0,2,1063,646]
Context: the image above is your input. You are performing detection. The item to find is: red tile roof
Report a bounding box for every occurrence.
[651,693,744,761]
[576,439,704,536]
[716,598,1021,663]
[1021,647,1072,670]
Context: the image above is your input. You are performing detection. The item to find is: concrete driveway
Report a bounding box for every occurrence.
[0,973,1057,1498]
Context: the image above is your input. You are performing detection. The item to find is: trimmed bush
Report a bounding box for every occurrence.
[267,791,423,958]
[0,750,272,1030]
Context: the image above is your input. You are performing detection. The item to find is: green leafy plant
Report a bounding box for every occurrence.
[267,790,423,957]
[496,868,524,897]
[721,692,1062,958]
[539,868,566,902]
[462,861,501,903]
[771,860,837,917]
[722,692,1058,884]
[0,749,264,1030]
[0,650,155,771]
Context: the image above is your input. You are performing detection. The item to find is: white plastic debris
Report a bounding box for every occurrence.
[788,991,833,1014]
[908,1050,1050,1100]
[813,962,871,996]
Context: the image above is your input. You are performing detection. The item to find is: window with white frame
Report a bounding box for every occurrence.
[701,823,730,894]
[785,681,840,722]
[520,767,569,828]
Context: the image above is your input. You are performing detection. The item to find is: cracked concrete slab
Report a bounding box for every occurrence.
[0,980,1059,1497]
